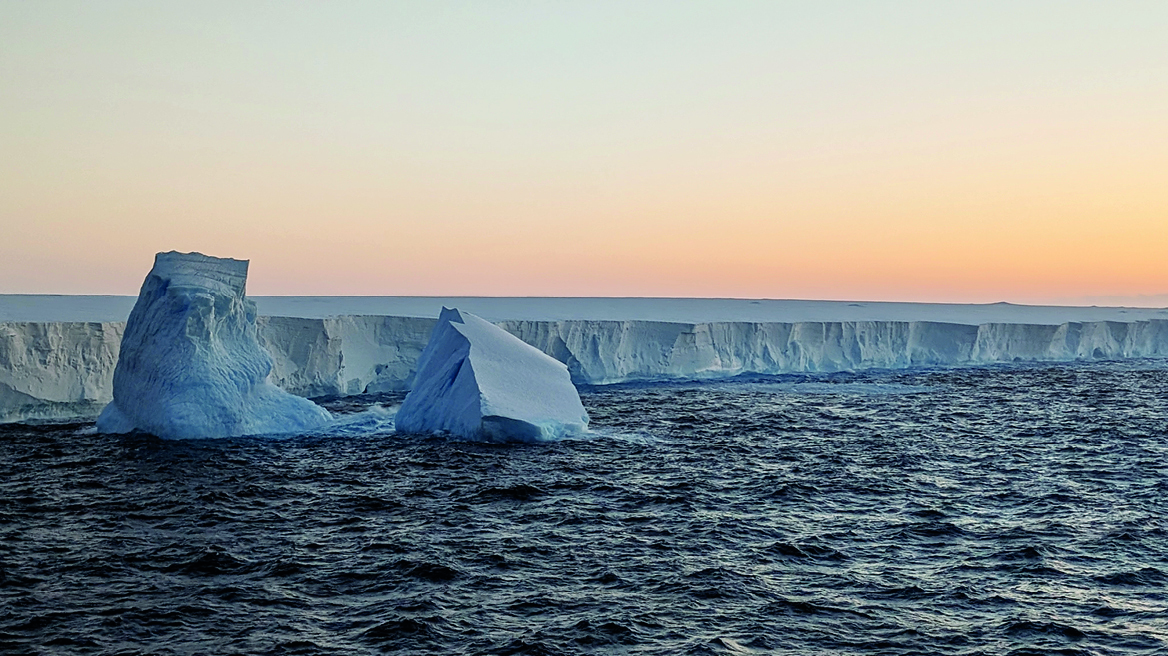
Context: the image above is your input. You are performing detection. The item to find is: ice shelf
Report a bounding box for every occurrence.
[4,300,1168,424]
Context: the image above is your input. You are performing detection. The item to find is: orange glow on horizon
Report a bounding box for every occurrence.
[1,3,1165,305]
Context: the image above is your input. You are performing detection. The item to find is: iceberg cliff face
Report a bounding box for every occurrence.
[257,315,435,397]
[395,308,589,442]
[4,311,1168,424]
[0,321,123,422]
[96,252,331,439]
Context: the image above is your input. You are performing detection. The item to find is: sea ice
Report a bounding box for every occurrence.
[395,307,589,442]
[95,251,331,439]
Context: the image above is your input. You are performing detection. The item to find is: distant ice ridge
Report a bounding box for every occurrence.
[395,308,589,442]
[95,252,331,439]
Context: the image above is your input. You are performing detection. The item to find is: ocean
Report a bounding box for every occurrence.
[2,360,1166,655]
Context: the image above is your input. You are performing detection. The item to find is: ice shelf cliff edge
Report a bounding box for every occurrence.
[3,301,1168,423]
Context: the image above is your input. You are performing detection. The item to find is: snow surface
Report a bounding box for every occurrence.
[395,308,588,442]
[3,295,1168,325]
[95,252,331,439]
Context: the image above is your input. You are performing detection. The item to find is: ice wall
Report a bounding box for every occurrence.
[497,319,1168,383]
[257,315,435,397]
[95,252,331,438]
[4,315,1168,423]
[0,321,123,422]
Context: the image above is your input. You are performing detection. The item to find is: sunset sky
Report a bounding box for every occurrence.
[2,2,1166,304]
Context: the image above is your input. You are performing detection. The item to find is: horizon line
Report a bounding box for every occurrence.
[1,292,1165,310]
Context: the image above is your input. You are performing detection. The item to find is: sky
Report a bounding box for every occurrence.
[1,2,1166,304]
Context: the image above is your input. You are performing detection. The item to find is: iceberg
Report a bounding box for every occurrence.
[395,308,589,442]
[95,251,331,439]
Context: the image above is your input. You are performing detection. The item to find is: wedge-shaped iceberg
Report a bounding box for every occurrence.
[396,308,588,442]
[96,251,331,439]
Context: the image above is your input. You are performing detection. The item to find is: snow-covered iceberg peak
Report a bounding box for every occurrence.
[396,307,589,442]
[96,251,331,439]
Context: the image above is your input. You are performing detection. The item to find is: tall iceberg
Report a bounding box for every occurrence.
[96,251,331,439]
[396,308,588,442]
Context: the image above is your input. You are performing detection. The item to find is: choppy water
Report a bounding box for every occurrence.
[2,361,1167,655]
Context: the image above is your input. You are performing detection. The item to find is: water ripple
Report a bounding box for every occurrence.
[1,361,1167,654]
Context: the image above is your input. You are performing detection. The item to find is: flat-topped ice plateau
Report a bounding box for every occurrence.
[3,295,1168,423]
[3,295,1168,324]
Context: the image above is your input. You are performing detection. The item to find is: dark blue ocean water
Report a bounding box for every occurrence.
[2,360,1167,655]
